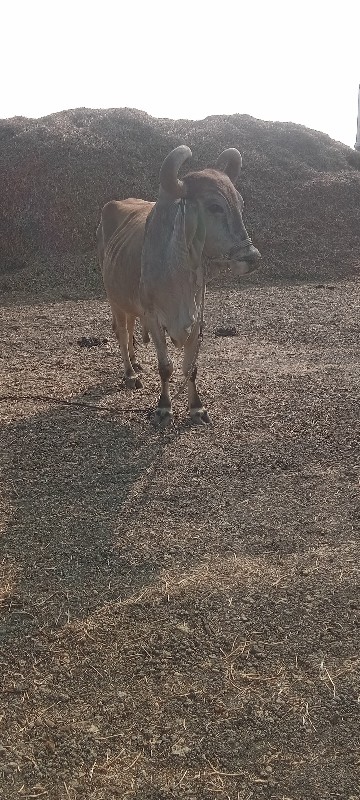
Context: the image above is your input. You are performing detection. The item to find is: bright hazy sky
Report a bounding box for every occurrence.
[2,0,359,148]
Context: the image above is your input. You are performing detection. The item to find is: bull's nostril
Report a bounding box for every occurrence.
[230,243,261,262]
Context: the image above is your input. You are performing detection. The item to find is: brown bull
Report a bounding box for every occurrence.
[97,145,261,426]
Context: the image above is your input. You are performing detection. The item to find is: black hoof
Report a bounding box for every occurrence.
[124,375,143,390]
[190,408,212,426]
[151,408,173,429]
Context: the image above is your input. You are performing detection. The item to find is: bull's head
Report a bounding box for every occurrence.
[159,145,261,276]
[141,146,261,347]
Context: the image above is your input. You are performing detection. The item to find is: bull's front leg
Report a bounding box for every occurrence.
[147,317,174,428]
[183,321,211,425]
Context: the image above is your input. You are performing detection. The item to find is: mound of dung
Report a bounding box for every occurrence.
[1,107,359,292]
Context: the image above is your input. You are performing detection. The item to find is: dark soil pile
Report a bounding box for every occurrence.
[1,108,360,292]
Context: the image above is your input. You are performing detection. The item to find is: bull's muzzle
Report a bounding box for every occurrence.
[230,240,261,263]
[229,241,261,276]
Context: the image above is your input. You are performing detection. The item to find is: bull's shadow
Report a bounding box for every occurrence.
[1,365,357,649]
[0,393,171,642]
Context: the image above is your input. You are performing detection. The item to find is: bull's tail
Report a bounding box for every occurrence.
[96,222,105,271]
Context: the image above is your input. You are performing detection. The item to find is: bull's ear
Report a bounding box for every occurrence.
[216,148,242,183]
[184,200,206,265]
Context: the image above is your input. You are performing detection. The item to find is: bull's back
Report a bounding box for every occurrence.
[98,199,154,316]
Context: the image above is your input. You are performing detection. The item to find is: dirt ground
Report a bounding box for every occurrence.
[0,266,359,799]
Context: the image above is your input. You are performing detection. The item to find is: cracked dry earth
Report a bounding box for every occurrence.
[0,275,359,800]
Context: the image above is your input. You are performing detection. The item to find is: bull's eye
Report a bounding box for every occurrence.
[207,203,224,214]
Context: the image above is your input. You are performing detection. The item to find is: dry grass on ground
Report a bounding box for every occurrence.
[1,274,359,799]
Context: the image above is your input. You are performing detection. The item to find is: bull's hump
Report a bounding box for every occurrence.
[115,199,154,228]
[118,198,155,213]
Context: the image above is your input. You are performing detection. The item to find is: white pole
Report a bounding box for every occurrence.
[355,84,360,151]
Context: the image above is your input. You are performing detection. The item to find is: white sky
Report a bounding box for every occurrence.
[2,0,359,147]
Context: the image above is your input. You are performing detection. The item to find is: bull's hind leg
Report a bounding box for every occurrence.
[183,322,211,425]
[147,317,174,428]
[112,309,142,390]
[127,315,144,374]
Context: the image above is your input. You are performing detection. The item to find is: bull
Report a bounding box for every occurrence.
[96,145,261,426]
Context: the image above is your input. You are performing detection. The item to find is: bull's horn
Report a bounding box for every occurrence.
[216,148,242,183]
[159,145,192,198]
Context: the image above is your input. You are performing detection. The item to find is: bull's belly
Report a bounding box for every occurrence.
[103,257,143,319]
[104,282,143,319]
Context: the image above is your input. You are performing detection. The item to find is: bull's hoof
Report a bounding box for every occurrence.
[190,408,212,426]
[151,408,173,429]
[124,375,143,390]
